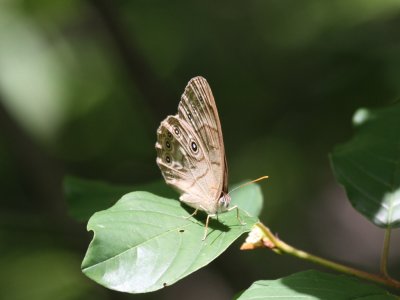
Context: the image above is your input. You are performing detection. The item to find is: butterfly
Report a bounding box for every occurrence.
[155,76,242,240]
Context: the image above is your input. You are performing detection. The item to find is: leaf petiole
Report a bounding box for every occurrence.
[246,222,400,290]
[380,226,392,278]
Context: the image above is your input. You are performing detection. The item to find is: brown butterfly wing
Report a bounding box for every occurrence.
[155,76,227,214]
[178,76,228,194]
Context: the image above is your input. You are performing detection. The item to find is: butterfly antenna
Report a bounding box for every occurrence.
[228,176,269,195]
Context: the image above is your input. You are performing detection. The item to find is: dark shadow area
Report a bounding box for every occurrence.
[180,203,231,233]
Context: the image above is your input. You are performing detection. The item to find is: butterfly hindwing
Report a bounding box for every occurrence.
[156,116,220,212]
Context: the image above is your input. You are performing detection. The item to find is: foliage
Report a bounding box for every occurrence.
[331,103,400,227]
[236,270,396,300]
[71,102,400,298]
[81,191,258,293]
[2,1,400,300]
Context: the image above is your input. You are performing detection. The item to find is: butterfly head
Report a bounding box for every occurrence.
[217,192,231,213]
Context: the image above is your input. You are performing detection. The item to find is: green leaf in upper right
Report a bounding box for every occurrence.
[330,102,400,228]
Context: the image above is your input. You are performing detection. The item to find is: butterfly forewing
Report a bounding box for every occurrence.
[156,76,228,215]
[178,77,228,193]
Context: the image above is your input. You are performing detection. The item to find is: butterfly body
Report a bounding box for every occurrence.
[156,76,230,217]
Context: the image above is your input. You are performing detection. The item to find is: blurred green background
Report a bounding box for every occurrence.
[1,0,400,299]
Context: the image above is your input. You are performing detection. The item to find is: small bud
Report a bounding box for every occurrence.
[240,225,264,250]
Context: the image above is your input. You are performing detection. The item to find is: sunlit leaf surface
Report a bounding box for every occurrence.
[82,191,259,293]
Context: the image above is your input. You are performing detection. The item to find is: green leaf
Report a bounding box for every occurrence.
[237,270,396,300]
[230,181,263,217]
[64,176,178,221]
[330,102,400,227]
[81,191,259,293]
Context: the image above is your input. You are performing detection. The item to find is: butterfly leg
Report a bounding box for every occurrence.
[184,208,199,219]
[227,205,246,225]
[202,214,216,240]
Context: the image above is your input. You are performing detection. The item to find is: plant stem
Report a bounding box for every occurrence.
[255,222,400,290]
[380,226,392,278]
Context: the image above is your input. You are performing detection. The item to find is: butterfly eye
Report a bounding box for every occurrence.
[167,132,172,138]
[165,140,171,149]
[191,141,198,153]
[218,194,231,209]
[165,155,171,163]
[187,112,192,120]
[174,126,180,136]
